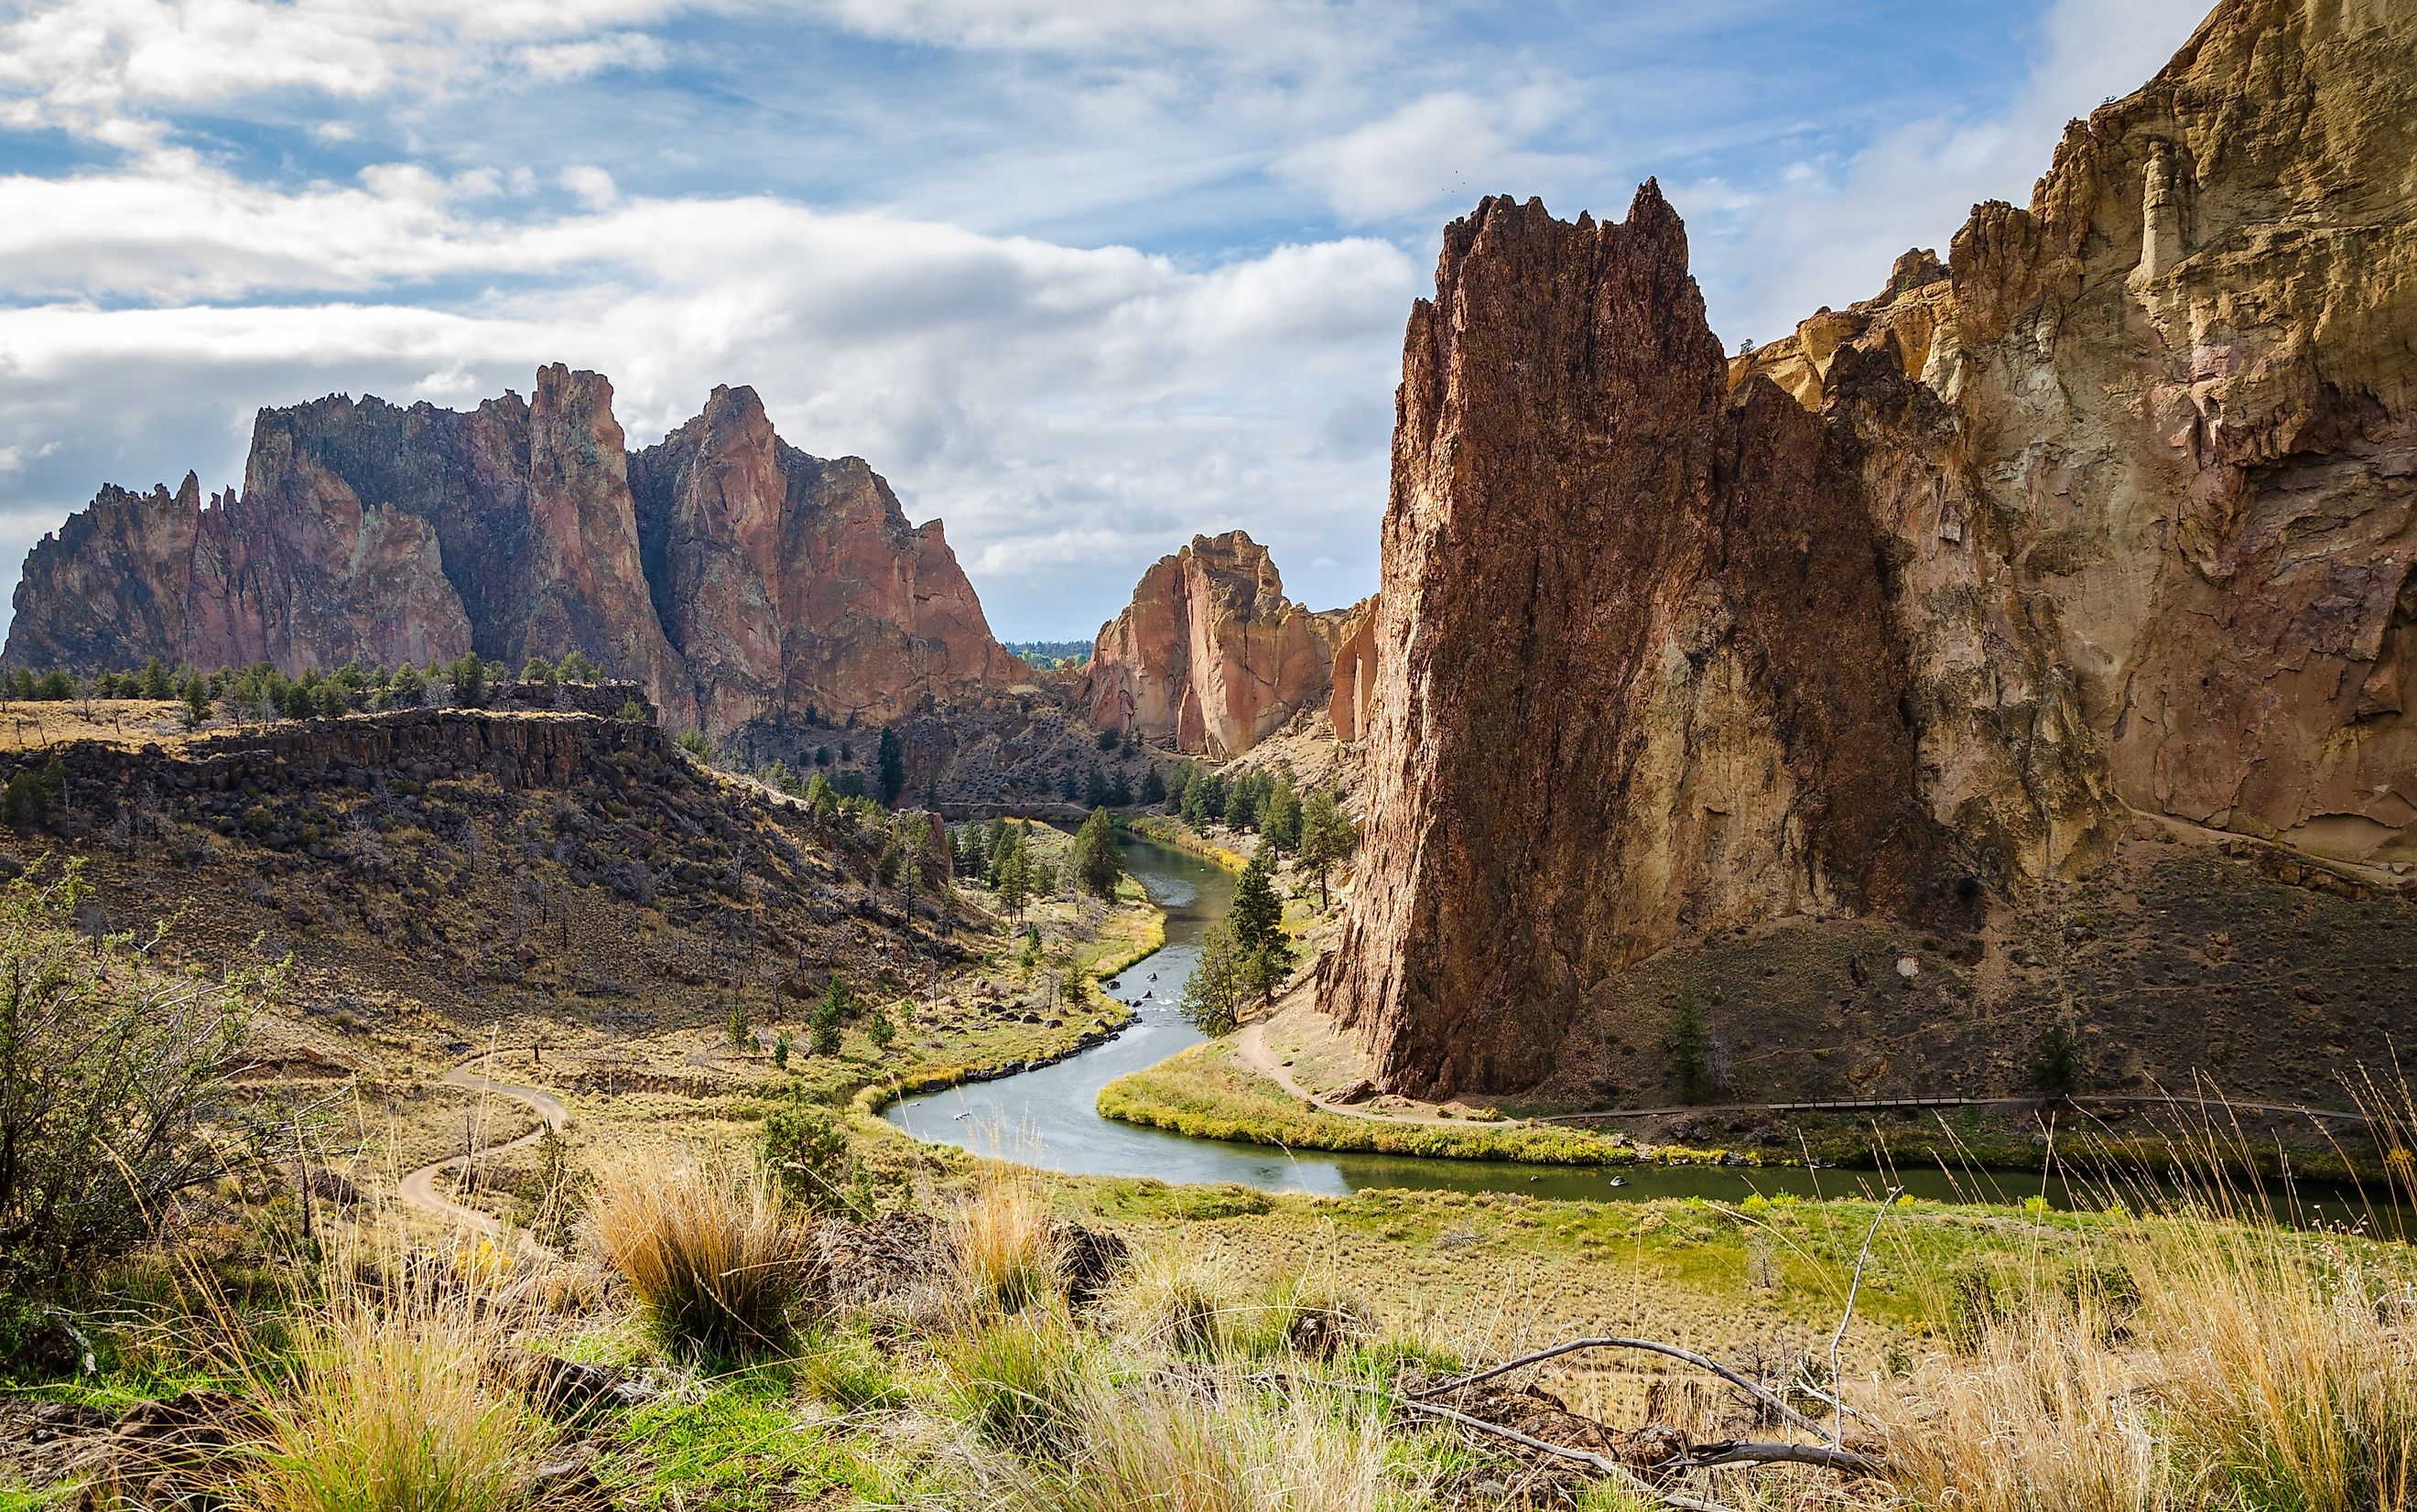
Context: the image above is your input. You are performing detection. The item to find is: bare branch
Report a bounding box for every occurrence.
[1414,1335,1830,1441]
[1389,1393,1738,1512]
[1829,1186,1902,1446]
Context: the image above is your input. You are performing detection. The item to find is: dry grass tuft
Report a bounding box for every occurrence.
[993,1373,1392,1512]
[1881,1216,2417,1512]
[949,1162,1060,1317]
[238,1248,550,1512]
[591,1156,815,1360]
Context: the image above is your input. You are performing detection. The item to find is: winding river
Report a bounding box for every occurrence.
[884,834,2143,1209]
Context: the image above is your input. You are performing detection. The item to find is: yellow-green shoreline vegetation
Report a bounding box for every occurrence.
[1097,1039,1643,1164]
[1123,813,1250,870]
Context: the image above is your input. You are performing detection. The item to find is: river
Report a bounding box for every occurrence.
[884,833,2194,1208]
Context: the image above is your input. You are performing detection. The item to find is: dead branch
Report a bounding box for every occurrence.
[1389,1393,1738,1512]
[1683,1439,1879,1474]
[1828,1185,1902,1446]
[1413,1336,1830,1440]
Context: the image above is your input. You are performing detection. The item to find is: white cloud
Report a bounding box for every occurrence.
[1274,86,1585,222]
[0,153,1414,636]
[518,31,669,82]
[559,164,620,209]
[0,0,703,142]
[1682,0,2212,343]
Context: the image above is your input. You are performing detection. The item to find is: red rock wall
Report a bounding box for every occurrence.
[1080,530,1336,758]
[7,368,1024,741]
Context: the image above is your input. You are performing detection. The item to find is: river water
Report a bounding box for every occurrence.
[884,834,2160,1207]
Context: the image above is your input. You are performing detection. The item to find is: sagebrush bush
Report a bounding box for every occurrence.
[591,1158,814,1360]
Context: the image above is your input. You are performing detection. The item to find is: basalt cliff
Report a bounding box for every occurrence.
[1328,0,2417,1100]
[1080,530,1356,758]
[4,367,1026,740]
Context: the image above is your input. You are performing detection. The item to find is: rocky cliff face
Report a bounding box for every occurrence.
[1329,0,2417,1097]
[7,368,1023,740]
[1080,531,1337,757]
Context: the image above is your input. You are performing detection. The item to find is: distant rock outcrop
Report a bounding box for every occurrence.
[1080,531,1338,758]
[5,367,1024,740]
[1329,0,2417,1096]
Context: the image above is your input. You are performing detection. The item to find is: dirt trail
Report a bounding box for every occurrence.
[1234,1013,1489,1129]
[396,1064,569,1257]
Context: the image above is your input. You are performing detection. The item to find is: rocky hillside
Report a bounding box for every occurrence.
[1079,530,1357,758]
[0,706,964,1033]
[4,367,1027,743]
[1328,0,2417,1098]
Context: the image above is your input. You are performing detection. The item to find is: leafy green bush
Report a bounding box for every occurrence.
[0,860,274,1290]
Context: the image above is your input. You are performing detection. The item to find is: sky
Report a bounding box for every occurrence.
[0,0,2215,642]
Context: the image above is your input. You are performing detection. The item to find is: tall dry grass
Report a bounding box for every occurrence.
[1881,1215,2417,1512]
[992,1374,1392,1512]
[948,1162,1059,1317]
[236,1244,551,1512]
[591,1156,814,1360]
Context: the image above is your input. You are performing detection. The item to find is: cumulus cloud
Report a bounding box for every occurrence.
[0,154,1414,635]
[1680,0,2211,343]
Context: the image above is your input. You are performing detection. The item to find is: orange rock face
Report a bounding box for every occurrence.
[6,368,1022,740]
[1328,0,2417,1096]
[1080,531,1336,758]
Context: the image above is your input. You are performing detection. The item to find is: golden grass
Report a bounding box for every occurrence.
[997,1374,1393,1512]
[237,1246,551,1512]
[590,1156,814,1360]
[1880,1217,2417,1512]
[949,1161,1061,1317]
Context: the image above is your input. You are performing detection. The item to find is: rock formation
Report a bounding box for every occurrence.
[5,368,1024,740]
[1080,531,1338,757]
[1328,0,2417,1096]
[1322,596,1379,744]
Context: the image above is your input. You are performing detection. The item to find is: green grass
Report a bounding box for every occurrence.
[1096,1039,1639,1164]
[603,1363,870,1512]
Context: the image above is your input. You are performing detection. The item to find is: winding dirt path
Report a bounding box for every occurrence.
[1234,1016,1478,1129]
[396,1064,569,1257]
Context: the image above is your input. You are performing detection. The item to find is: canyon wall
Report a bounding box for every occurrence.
[1328,0,2417,1096]
[1080,531,1339,757]
[5,367,1025,740]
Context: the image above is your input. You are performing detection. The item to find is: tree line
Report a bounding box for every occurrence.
[3,650,622,729]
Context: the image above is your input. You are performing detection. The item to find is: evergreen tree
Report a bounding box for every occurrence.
[1178,923,1250,1035]
[179,677,213,731]
[1107,768,1133,807]
[803,772,838,819]
[519,656,556,684]
[876,834,904,888]
[1083,765,1110,807]
[2032,1023,2084,1100]
[876,727,906,805]
[725,998,752,1048]
[449,651,486,707]
[1229,851,1284,958]
[139,656,173,700]
[1072,807,1122,900]
[388,664,428,709]
[994,833,1031,919]
[1140,767,1166,805]
[1668,989,1716,1102]
[1299,787,1358,907]
[1261,773,1301,852]
[1057,769,1079,803]
[866,1006,896,1050]
[1225,775,1259,831]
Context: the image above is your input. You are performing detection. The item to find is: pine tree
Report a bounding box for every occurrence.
[1072,807,1122,900]
[1261,773,1301,852]
[1140,767,1165,805]
[1668,989,1716,1102]
[995,834,1031,919]
[1230,851,1284,957]
[1299,787,1358,908]
[877,728,906,804]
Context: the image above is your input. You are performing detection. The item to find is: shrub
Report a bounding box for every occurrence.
[591,1159,814,1361]
[760,1101,861,1215]
[0,861,271,1288]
